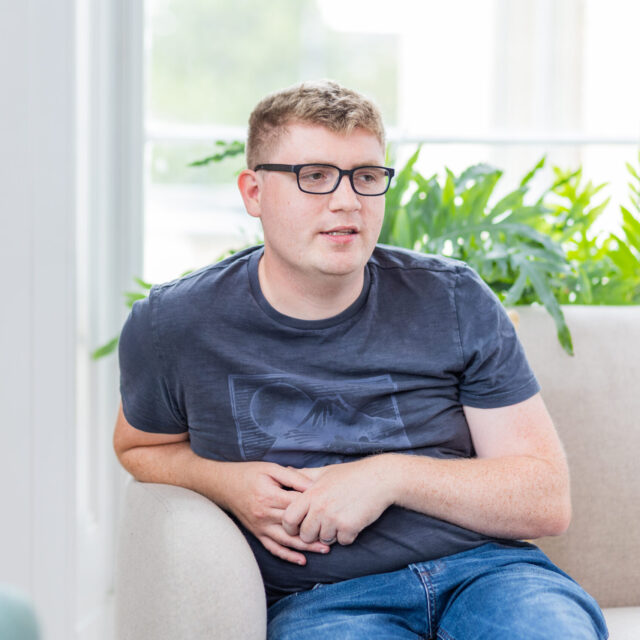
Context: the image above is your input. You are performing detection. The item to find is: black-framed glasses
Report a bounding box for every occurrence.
[254,163,395,196]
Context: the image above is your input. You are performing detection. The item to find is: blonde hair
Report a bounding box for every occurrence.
[246,80,385,169]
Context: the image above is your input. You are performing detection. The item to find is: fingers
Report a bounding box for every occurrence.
[298,515,321,544]
[281,493,310,537]
[269,465,314,493]
[336,528,358,546]
[283,501,359,546]
[259,527,331,565]
[268,490,303,510]
[269,527,330,554]
[259,536,308,566]
[282,496,340,545]
[318,526,338,545]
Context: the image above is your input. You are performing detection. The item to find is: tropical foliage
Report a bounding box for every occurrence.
[380,148,640,354]
[93,144,640,358]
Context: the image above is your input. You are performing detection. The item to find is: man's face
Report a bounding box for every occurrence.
[247,122,386,283]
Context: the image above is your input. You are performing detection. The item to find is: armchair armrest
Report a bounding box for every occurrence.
[115,479,267,640]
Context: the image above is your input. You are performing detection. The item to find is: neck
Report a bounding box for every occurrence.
[258,253,365,321]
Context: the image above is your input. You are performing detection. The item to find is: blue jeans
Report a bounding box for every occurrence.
[267,542,608,639]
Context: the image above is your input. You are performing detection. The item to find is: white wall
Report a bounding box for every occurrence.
[0,1,142,638]
[1,1,77,635]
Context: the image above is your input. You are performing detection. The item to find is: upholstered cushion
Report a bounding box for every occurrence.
[516,306,640,609]
[115,481,267,640]
[602,607,640,639]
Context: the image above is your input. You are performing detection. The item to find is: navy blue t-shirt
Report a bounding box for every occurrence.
[119,244,540,603]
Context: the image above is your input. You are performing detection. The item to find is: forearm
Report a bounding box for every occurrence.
[382,453,571,539]
[117,440,237,511]
[117,437,330,563]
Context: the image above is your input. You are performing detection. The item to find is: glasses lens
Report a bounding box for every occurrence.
[298,165,340,193]
[352,167,391,195]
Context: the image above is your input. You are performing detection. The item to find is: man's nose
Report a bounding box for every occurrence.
[328,174,361,211]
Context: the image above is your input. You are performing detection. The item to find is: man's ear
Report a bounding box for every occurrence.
[237,169,262,219]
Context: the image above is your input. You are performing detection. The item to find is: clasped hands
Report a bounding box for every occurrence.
[228,456,396,566]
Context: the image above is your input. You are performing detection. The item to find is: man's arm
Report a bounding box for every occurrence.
[113,403,331,564]
[282,393,571,545]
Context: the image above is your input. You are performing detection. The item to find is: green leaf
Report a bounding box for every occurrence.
[188,140,245,167]
[133,277,153,290]
[576,266,593,304]
[391,208,413,249]
[457,163,501,189]
[512,256,573,355]
[504,203,551,225]
[608,235,640,275]
[519,155,546,187]
[487,186,526,221]
[626,161,640,182]
[503,270,529,306]
[442,168,456,202]
[124,292,148,308]
[549,167,581,196]
[382,146,422,244]
[621,206,640,252]
[91,336,119,360]
[458,171,501,225]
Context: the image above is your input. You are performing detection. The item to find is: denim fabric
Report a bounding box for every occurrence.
[267,542,608,639]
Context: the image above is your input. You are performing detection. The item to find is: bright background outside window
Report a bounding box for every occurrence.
[143,0,640,285]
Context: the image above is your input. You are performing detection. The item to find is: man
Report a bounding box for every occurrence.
[114,80,607,638]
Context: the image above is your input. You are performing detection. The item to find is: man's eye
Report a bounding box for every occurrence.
[355,170,383,184]
[300,170,329,182]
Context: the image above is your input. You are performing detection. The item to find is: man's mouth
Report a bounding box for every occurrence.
[321,227,358,236]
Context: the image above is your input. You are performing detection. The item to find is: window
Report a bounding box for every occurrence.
[143,0,640,284]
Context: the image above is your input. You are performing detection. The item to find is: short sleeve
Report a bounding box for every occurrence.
[118,290,188,434]
[455,265,540,408]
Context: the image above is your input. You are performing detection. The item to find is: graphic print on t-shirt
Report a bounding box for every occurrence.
[228,373,409,464]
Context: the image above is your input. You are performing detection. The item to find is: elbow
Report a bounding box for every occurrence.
[538,490,572,537]
[546,503,572,537]
[112,429,131,467]
[113,439,133,474]
[555,493,573,535]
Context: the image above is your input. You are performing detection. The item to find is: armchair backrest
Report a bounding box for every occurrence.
[516,305,640,608]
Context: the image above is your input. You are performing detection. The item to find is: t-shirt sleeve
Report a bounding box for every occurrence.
[118,290,188,434]
[454,265,540,408]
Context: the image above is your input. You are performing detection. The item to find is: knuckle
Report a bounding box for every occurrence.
[338,532,356,545]
[281,514,295,529]
[256,491,270,505]
[251,505,267,520]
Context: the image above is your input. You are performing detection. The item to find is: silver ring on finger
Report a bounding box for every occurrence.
[320,536,337,545]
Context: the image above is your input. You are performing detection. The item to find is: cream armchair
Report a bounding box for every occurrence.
[115,306,640,639]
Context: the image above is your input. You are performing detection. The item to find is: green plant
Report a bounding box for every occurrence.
[93,145,640,359]
[612,151,640,301]
[541,154,640,306]
[380,148,640,355]
[187,140,245,166]
[91,277,153,359]
[381,150,576,353]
